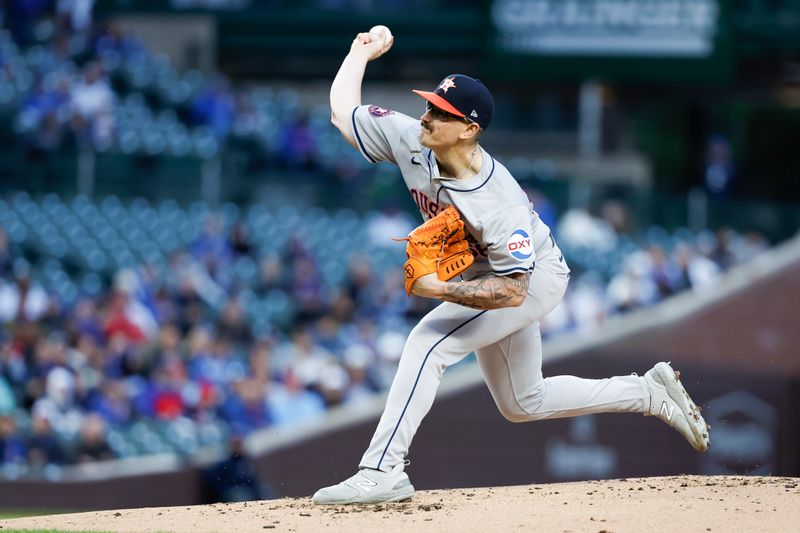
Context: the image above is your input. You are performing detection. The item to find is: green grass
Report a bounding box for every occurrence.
[0,530,115,533]
[0,511,171,532]
[0,510,108,532]
[0,510,75,520]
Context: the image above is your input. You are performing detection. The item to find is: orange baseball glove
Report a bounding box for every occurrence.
[397,206,474,294]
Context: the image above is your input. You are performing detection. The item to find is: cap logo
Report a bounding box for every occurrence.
[438,77,456,93]
[470,110,478,118]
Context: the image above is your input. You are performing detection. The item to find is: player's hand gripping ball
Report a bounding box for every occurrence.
[354,24,393,61]
[369,25,393,48]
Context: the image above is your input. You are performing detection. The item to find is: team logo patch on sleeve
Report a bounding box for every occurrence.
[368,105,395,117]
[507,229,532,260]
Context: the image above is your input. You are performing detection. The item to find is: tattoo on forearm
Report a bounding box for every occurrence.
[439,273,529,309]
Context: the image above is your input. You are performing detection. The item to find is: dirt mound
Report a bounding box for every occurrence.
[2,475,797,533]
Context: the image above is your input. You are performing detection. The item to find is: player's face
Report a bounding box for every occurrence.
[419,103,473,149]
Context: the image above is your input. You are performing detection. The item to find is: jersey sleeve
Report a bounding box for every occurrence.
[351,104,417,164]
[481,206,536,275]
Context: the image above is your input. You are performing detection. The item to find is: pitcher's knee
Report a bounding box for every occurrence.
[496,382,547,423]
[498,407,531,423]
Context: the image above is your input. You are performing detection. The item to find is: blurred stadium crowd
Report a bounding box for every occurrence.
[0,192,769,476]
[0,3,772,477]
[1,6,364,187]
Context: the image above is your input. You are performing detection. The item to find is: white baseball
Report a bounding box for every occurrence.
[369,25,393,47]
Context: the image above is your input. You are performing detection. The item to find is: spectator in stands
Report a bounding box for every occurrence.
[86,378,133,425]
[277,112,316,170]
[33,35,75,78]
[190,214,233,280]
[280,325,334,392]
[75,412,114,462]
[289,255,326,322]
[94,20,145,59]
[606,251,659,313]
[0,329,28,400]
[370,330,404,391]
[190,77,236,140]
[31,111,68,153]
[70,61,114,149]
[0,415,26,465]
[69,60,115,150]
[712,227,740,270]
[27,414,67,467]
[674,242,720,292]
[558,207,617,252]
[229,221,253,257]
[341,344,375,405]
[5,0,50,46]
[366,205,414,248]
[32,366,83,440]
[56,0,96,37]
[0,373,16,414]
[266,379,326,427]
[739,231,768,261]
[704,134,736,196]
[0,260,49,323]
[202,434,273,503]
[316,362,349,407]
[217,298,253,346]
[186,325,215,382]
[341,254,381,319]
[150,357,187,420]
[219,378,272,432]
[0,228,13,278]
[256,253,288,296]
[102,289,148,345]
[647,244,685,297]
[17,78,69,150]
[313,314,346,357]
[568,275,603,330]
[68,297,105,346]
[524,187,559,231]
[600,199,634,235]
[247,338,275,384]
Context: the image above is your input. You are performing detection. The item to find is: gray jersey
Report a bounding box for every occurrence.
[313,106,678,482]
[351,105,565,280]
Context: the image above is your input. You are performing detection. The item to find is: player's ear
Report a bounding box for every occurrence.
[460,123,481,142]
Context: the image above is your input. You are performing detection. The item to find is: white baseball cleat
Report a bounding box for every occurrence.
[644,361,710,452]
[312,462,415,505]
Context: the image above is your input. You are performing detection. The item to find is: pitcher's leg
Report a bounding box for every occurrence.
[477,323,649,422]
[359,304,487,471]
[476,324,544,422]
[359,299,537,471]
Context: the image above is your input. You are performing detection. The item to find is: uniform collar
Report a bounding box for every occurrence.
[432,146,489,185]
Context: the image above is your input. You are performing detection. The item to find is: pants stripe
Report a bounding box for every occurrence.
[376,310,488,470]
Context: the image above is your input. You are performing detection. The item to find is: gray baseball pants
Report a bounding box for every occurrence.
[359,252,649,471]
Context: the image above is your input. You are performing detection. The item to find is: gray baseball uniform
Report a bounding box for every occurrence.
[351,104,649,471]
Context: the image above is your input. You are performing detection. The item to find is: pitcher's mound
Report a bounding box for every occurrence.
[2,475,798,533]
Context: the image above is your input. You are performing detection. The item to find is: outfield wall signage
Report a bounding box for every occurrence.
[492,0,720,57]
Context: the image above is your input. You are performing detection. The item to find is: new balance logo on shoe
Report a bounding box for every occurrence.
[353,478,378,491]
[660,401,675,422]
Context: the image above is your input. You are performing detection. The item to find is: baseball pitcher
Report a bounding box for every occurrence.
[313,30,710,505]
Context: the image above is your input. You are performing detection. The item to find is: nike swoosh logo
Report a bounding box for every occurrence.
[411,157,421,166]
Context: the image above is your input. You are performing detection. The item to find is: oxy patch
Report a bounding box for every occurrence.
[368,105,395,117]
[507,229,532,260]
